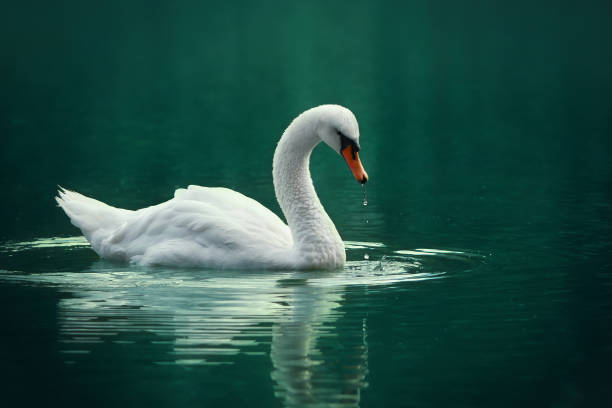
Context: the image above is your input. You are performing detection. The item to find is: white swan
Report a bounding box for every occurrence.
[56,105,368,269]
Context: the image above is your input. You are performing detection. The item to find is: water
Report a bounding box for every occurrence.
[1,1,612,407]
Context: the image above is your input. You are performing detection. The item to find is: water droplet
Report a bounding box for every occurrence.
[362,183,368,206]
[364,253,369,260]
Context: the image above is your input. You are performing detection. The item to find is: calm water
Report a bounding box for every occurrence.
[1,1,611,407]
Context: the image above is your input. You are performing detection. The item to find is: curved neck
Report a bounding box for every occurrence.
[272,113,344,265]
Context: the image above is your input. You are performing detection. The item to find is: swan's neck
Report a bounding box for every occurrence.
[272,113,345,268]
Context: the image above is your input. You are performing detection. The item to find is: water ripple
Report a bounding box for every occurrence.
[0,236,486,407]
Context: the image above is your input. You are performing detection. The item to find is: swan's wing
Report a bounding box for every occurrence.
[97,185,293,267]
[173,185,292,246]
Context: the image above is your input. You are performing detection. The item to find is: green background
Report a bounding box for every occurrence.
[1,1,611,406]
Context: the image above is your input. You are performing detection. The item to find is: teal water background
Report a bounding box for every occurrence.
[1,1,611,406]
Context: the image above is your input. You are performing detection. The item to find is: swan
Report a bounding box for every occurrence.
[56,105,368,269]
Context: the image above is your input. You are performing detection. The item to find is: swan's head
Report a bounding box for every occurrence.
[314,105,369,184]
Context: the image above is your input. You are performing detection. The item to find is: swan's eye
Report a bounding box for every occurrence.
[339,133,359,159]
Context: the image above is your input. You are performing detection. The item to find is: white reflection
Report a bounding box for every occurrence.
[4,262,370,406]
[2,236,90,251]
[270,281,367,407]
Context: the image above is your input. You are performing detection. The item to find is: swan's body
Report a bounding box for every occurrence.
[56,105,368,269]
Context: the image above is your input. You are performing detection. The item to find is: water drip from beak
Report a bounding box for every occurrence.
[362,183,368,206]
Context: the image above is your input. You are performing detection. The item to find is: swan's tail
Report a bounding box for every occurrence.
[55,187,131,242]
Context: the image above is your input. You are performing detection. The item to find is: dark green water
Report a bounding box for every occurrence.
[1,1,612,406]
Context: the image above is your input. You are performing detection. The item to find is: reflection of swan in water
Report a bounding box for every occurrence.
[15,263,368,406]
[270,280,368,407]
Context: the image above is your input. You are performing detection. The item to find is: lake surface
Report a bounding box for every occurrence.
[1,1,611,407]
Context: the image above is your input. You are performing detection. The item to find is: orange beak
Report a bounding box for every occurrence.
[341,145,368,184]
